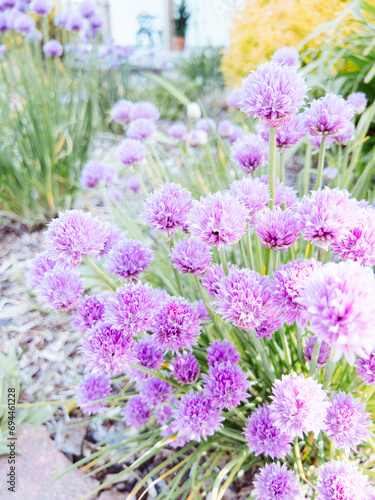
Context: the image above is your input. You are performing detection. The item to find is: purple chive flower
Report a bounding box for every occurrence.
[227,88,243,109]
[171,352,200,384]
[129,101,159,121]
[272,258,321,326]
[168,122,188,139]
[295,187,360,250]
[81,159,115,188]
[187,130,208,147]
[254,462,301,500]
[193,299,210,322]
[152,297,201,353]
[324,391,371,450]
[229,177,270,226]
[110,99,133,124]
[14,13,35,32]
[356,351,375,385]
[36,266,83,312]
[29,0,51,16]
[214,267,271,332]
[195,117,216,133]
[298,260,375,364]
[170,238,212,275]
[44,209,110,267]
[76,374,111,416]
[244,404,292,459]
[90,12,103,30]
[207,339,240,367]
[317,460,372,500]
[27,253,57,288]
[217,120,234,138]
[72,295,106,332]
[259,175,298,208]
[173,390,224,441]
[43,39,63,57]
[127,175,141,192]
[331,209,375,266]
[122,396,151,429]
[97,222,122,259]
[126,118,156,140]
[127,336,164,383]
[104,282,161,334]
[241,61,307,129]
[140,377,173,407]
[347,91,368,115]
[259,114,307,152]
[231,133,268,174]
[304,337,331,367]
[202,362,249,410]
[79,0,96,19]
[270,373,329,438]
[201,264,225,297]
[256,207,299,251]
[271,46,300,68]
[305,93,354,137]
[0,16,7,33]
[116,138,147,165]
[155,404,173,425]
[66,12,84,31]
[105,239,153,281]
[80,322,136,374]
[255,305,284,339]
[187,192,248,248]
[228,125,244,143]
[54,11,69,27]
[332,122,355,146]
[142,183,192,239]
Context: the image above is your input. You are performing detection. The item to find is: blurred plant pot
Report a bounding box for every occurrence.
[172,36,185,51]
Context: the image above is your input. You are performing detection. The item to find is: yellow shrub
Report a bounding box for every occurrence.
[222,0,358,87]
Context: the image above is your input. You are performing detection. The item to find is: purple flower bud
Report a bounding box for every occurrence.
[226,88,243,109]
[347,91,367,115]
[29,0,51,16]
[36,266,83,311]
[256,207,299,251]
[171,352,200,384]
[126,118,156,140]
[110,99,133,124]
[206,339,240,367]
[129,101,159,121]
[305,93,354,137]
[254,462,301,500]
[231,133,268,174]
[105,238,153,280]
[170,237,212,276]
[116,138,146,165]
[72,295,106,332]
[271,46,300,68]
[81,159,115,188]
[122,396,151,429]
[304,336,330,367]
[168,122,188,139]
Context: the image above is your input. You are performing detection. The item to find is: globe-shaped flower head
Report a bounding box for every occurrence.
[324,391,371,451]
[227,88,243,109]
[152,296,201,353]
[27,253,56,289]
[170,237,212,275]
[36,266,83,312]
[43,209,110,266]
[172,390,224,441]
[187,192,248,248]
[110,99,133,124]
[168,122,187,139]
[122,396,151,429]
[229,177,270,225]
[30,0,52,16]
[231,133,268,174]
[171,352,200,384]
[317,460,372,500]
[127,336,164,383]
[72,295,106,332]
[129,101,159,121]
[126,118,156,140]
[79,0,97,19]
[305,93,354,137]
[104,282,161,334]
[269,373,329,438]
[80,322,137,374]
[347,91,368,115]
[81,159,115,188]
[142,182,192,239]
[304,337,331,368]
[244,404,292,459]
[43,39,63,57]
[298,260,375,364]
[214,267,272,332]
[241,61,307,129]
[256,207,299,251]
[140,377,173,407]
[272,258,321,326]
[105,238,153,281]
[253,462,301,500]
[202,362,250,410]
[356,351,375,385]
[206,339,240,367]
[201,264,226,297]
[116,138,146,165]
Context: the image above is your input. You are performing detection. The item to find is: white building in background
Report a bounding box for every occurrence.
[106,0,244,49]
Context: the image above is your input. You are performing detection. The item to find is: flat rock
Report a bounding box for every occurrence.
[55,419,87,456]
[0,423,102,499]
